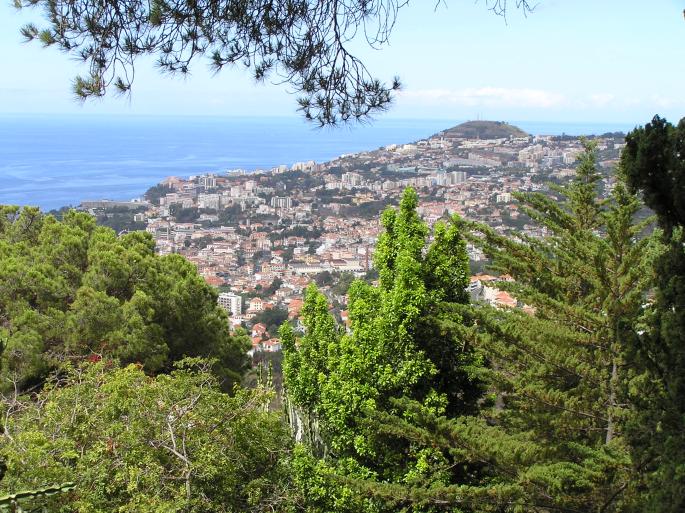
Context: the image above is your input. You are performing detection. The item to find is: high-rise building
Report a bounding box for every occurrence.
[197,193,221,210]
[198,173,217,189]
[341,171,363,187]
[270,196,293,209]
[450,171,467,183]
[218,293,242,317]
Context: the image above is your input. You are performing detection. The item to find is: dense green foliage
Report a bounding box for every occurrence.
[282,188,485,512]
[144,183,174,205]
[93,207,147,233]
[283,145,661,512]
[340,199,398,219]
[0,359,293,512]
[170,205,201,223]
[443,141,658,511]
[3,124,684,512]
[313,271,356,296]
[251,308,289,338]
[0,206,249,392]
[622,115,685,512]
[263,278,284,296]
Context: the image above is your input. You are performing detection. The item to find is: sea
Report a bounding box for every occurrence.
[0,114,637,211]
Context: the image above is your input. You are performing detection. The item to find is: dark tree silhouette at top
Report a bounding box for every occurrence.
[13,0,532,125]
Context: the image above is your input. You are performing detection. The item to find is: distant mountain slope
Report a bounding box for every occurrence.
[438,120,528,139]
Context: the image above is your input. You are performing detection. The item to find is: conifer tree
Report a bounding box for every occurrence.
[0,207,250,392]
[442,141,656,512]
[621,115,685,512]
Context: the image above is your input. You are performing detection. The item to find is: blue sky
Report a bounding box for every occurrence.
[1,0,684,123]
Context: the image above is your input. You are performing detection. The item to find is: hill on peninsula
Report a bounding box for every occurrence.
[438,120,528,139]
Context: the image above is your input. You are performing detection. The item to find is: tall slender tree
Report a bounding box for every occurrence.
[443,141,656,512]
[282,187,486,512]
[621,115,685,513]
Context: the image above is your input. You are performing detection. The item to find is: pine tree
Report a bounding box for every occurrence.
[0,207,250,392]
[445,141,656,512]
[621,115,685,512]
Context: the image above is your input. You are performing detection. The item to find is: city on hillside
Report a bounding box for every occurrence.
[74,120,627,356]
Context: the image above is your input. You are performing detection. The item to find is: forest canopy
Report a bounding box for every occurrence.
[0,206,249,393]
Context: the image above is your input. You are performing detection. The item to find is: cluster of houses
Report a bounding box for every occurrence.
[84,125,624,356]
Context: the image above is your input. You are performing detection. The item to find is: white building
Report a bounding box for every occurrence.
[341,172,363,187]
[291,160,317,172]
[270,196,293,209]
[197,193,221,210]
[198,174,217,189]
[563,149,582,165]
[218,293,242,317]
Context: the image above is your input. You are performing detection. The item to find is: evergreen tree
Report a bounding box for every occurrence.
[621,115,685,512]
[443,141,656,511]
[0,207,250,392]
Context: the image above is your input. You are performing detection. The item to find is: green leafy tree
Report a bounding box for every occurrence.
[0,359,293,513]
[264,277,284,296]
[217,203,244,226]
[331,272,356,296]
[621,115,685,513]
[0,207,249,392]
[144,183,174,205]
[282,187,485,512]
[313,271,334,287]
[170,205,200,223]
[251,308,289,338]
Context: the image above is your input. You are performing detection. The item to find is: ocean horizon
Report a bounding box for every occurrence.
[0,114,637,210]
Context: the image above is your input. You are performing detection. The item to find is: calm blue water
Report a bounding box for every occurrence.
[0,114,636,210]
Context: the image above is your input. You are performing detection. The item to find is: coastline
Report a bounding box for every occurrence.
[0,115,636,210]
